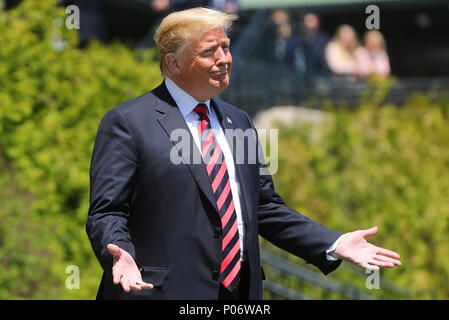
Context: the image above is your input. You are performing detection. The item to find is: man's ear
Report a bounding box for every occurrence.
[165,53,182,76]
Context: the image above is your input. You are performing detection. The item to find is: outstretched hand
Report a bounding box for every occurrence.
[107,244,153,292]
[334,226,401,270]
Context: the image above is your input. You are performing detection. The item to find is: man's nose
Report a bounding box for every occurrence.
[215,47,231,65]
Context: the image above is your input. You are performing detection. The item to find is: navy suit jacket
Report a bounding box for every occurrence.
[86,82,342,299]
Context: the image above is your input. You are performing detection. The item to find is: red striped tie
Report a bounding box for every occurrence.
[194,103,241,291]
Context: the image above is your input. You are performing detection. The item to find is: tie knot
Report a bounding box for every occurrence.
[193,103,209,121]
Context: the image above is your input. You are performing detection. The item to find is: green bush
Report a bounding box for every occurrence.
[0,160,66,299]
[0,0,162,298]
[263,84,449,299]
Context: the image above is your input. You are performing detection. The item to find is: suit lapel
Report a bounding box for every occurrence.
[153,83,219,214]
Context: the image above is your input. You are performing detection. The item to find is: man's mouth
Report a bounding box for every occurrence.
[209,68,229,76]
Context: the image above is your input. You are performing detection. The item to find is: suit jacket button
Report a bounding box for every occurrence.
[212,270,220,281]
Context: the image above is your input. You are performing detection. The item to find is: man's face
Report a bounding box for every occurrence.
[175,27,232,101]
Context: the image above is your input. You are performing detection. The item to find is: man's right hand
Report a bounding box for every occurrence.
[107,244,154,292]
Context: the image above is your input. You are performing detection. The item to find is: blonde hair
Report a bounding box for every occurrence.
[154,7,238,76]
[363,30,387,51]
[334,24,359,53]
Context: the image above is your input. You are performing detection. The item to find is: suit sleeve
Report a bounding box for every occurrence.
[86,108,138,274]
[251,117,343,275]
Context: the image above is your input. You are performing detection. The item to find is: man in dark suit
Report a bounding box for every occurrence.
[86,7,401,300]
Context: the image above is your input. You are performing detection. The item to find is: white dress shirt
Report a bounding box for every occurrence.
[164,77,341,262]
[165,77,245,258]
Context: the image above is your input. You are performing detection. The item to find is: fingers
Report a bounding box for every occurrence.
[366,242,401,263]
[373,253,401,266]
[120,276,140,292]
[114,272,154,292]
[120,275,131,292]
[113,271,122,285]
[375,247,401,260]
[130,281,142,291]
[368,258,394,268]
[361,262,379,271]
[360,250,401,270]
[138,281,154,290]
[360,258,395,270]
[119,275,153,292]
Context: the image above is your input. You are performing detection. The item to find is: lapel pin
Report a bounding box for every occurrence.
[226,117,232,125]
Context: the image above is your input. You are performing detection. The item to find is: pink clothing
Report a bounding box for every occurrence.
[325,41,358,75]
[355,47,391,77]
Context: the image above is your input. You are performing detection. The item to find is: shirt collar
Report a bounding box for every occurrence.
[164,77,211,118]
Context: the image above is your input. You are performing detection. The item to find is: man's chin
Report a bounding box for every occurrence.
[209,78,229,92]
[214,75,229,88]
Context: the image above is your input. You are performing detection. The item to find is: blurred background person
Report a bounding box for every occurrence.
[151,0,171,13]
[300,13,330,76]
[269,9,304,73]
[212,0,239,14]
[59,0,109,48]
[355,30,391,78]
[325,24,360,78]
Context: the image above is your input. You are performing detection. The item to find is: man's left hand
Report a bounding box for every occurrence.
[334,226,401,270]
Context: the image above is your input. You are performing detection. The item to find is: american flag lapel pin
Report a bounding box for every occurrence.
[226,116,232,125]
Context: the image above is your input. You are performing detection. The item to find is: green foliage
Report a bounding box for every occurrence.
[0,160,65,299]
[0,0,162,298]
[262,81,449,299]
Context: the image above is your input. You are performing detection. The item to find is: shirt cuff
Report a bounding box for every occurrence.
[326,234,344,261]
